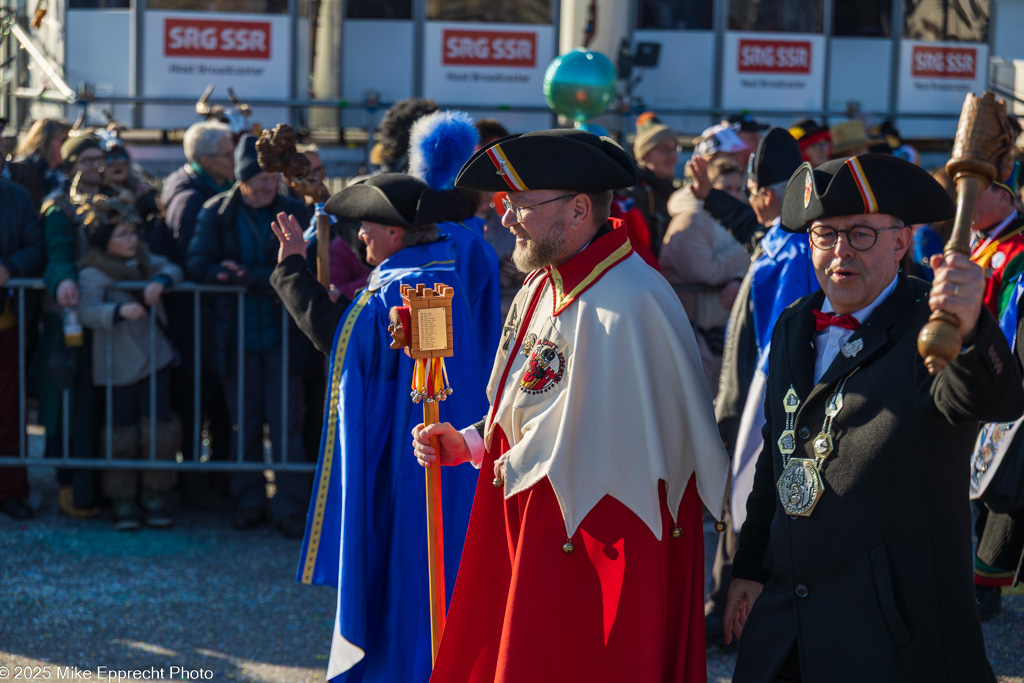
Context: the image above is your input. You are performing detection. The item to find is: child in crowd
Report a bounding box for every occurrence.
[76,196,183,530]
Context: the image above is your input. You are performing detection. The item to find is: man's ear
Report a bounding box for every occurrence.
[894,225,913,261]
[569,193,592,230]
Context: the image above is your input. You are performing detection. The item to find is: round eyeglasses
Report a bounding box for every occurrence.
[501,194,576,223]
[809,225,901,251]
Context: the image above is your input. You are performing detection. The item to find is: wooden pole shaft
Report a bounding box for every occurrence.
[316,211,331,289]
[917,174,985,375]
[423,398,446,665]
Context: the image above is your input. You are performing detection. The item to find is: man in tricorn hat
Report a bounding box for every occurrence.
[723,155,1024,682]
[411,129,729,681]
[267,173,490,683]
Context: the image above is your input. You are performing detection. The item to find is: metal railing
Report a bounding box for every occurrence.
[3,275,722,471]
[2,277,315,472]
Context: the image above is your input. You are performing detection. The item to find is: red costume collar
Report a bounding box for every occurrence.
[544,218,633,316]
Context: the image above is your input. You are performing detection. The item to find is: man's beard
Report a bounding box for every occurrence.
[511,216,566,273]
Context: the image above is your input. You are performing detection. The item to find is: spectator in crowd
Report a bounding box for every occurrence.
[1,120,46,400]
[153,121,235,265]
[789,119,832,168]
[15,118,70,195]
[38,133,113,518]
[873,120,920,165]
[0,178,44,519]
[661,158,750,389]
[829,119,879,159]
[693,123,750,170]
[97,131,161,242]
[627,111,680,253]
[152,120,236,508]
[0,146,44,210]
[368,97,439,173]
[76,196,183,530]
[725,113,769,169]
[185,134,313,538]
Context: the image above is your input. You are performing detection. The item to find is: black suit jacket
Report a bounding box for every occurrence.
[732,274,1023,683]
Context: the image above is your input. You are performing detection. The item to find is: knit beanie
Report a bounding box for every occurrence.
[61,134,102,170]
[234,134,262,183]
[633,112,677,161]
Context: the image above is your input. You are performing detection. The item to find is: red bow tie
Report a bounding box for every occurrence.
[812,309,861,332]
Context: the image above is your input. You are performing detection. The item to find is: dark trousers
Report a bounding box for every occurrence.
[707,505,739,620]
[0,327,28,501]
[776,644,803,682]
[223,348,311,522]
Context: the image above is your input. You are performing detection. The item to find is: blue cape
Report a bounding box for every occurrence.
[750,223,820,368]
[438,216,502,379]
[297,236,489,682]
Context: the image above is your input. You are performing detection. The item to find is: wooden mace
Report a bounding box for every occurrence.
[255,124,333,287]
[388,283,456,665]
[917,91,1014,374]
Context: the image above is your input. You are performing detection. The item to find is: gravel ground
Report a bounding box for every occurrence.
[2,468,1022,682]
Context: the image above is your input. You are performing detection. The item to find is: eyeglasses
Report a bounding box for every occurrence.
[809,225,901,251]
[501,194,576,223]
[743,185,764,199]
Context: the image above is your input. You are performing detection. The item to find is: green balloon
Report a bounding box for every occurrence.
[543,49,617,123]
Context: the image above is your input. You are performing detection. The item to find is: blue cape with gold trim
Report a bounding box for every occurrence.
[296,236,489,682]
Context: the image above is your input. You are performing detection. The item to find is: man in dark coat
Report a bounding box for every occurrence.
[724,155,1024,683]
[152,119,236,506]
[185,135,312,537]
[0,179,44,518]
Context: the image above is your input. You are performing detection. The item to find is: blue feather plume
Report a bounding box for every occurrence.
[408,110,479,191]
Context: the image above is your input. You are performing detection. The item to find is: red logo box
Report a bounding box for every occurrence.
[442,29,536,67]
[911,45,976,79]
[737,39,812,74]
[165,18,271,59]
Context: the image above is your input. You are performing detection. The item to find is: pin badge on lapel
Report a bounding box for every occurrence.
[841,338,863,358]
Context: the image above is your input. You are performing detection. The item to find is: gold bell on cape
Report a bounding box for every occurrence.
[562,541,574,554]
[492,477,503,488]
[670,526,683,538]
[715,521,726,532]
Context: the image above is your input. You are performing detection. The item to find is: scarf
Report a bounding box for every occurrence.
[78,244,156,282]
[190,162,233,194]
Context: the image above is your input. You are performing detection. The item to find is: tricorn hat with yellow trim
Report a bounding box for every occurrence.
[324,173,467,228]
[781,154,955,233]
[454,128,638,193]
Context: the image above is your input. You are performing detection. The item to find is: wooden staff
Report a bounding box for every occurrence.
[256,124,332,286]
[388,283,456,665]
[917,92,1014,374]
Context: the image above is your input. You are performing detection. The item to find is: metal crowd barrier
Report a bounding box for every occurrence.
[1,277,315,472]
[3,277,721,471]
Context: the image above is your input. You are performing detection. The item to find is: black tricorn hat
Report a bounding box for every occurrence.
[749,127,803,190]
[454,128,638,193]
[324,173,467,228]
[781,154,956,233]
